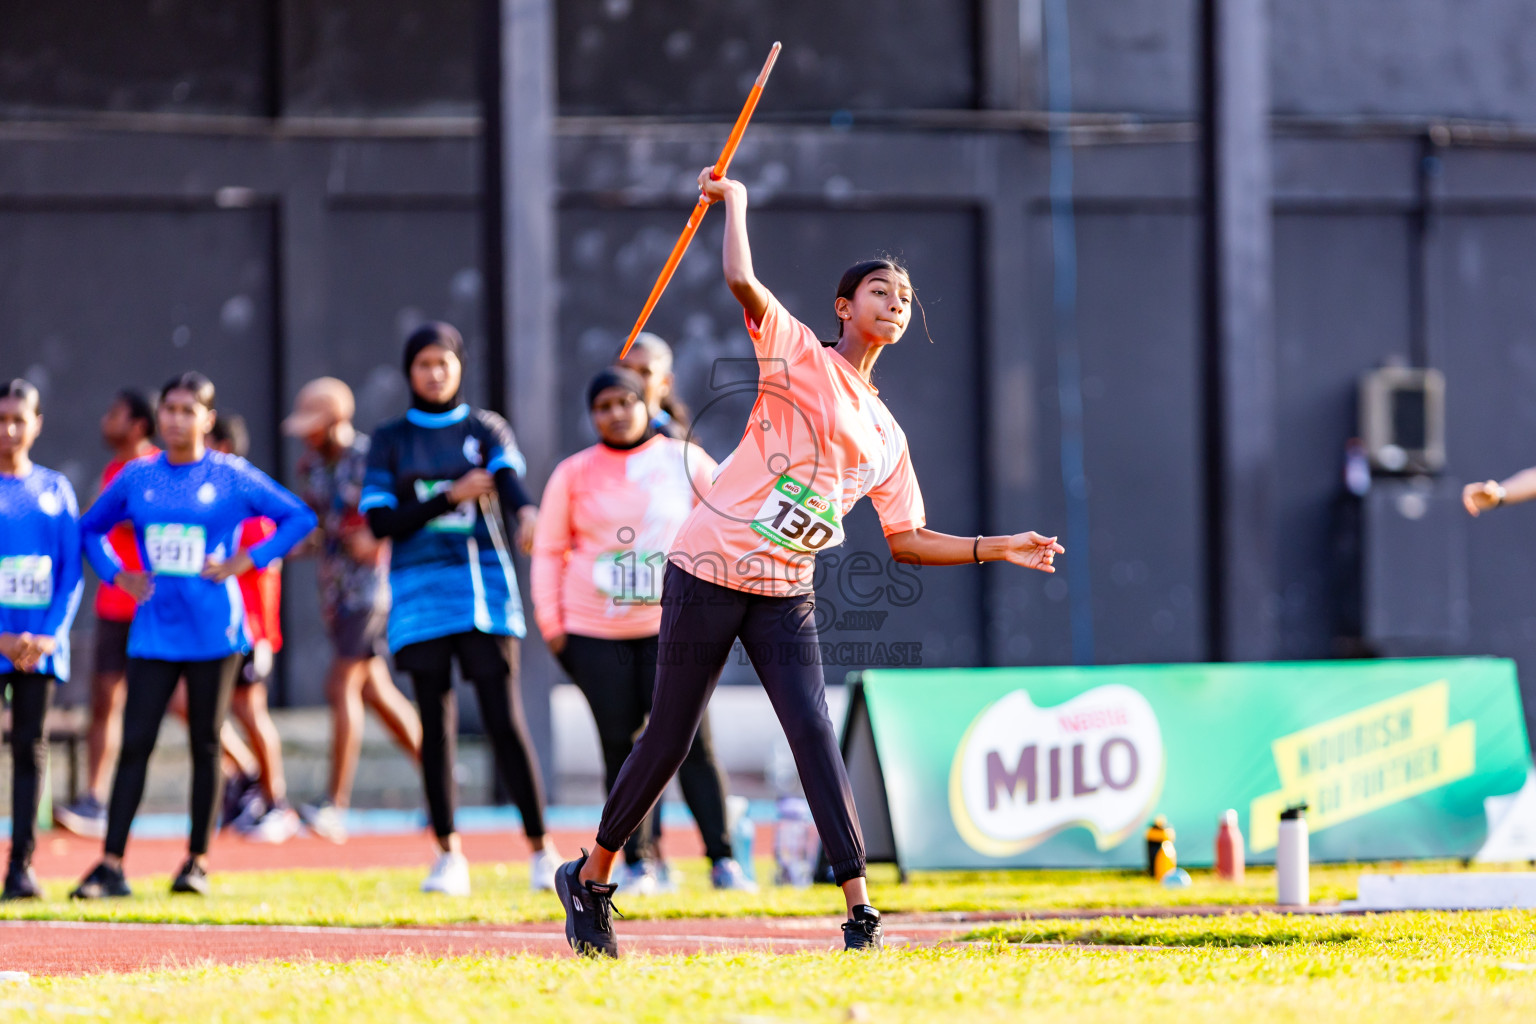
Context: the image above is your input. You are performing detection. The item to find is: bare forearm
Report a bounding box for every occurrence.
[1501,467,1536,505]
[887,528,999,566]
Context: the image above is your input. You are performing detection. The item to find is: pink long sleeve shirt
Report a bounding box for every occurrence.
[531,435,718,642]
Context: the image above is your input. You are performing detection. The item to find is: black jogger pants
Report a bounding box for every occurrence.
[4,672,53,869]
[106,655,241,859]
[559,633,732,865]
[595,564,866,885]
[394,631,547,841]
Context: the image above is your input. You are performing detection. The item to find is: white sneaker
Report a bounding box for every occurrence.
[618,859,666,897]
[244,805,300,845]
[422,851,471,896]
[529,849,558,892]
[298,801,348,844]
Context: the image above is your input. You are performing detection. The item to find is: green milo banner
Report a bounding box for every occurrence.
[840,659,1533,869]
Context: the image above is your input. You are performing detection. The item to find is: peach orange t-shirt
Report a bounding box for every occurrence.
[531,434,718,641]
[667,293,926,596]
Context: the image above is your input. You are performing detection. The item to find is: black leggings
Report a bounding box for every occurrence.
[4,673,53,870]
[559,634,731,865]
[395,631,547,840]
[596,564,866,885]
[107,656,240,859]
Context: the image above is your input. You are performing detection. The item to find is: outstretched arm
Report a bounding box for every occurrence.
[698,168,769,325]
[887,528,1064,571]
[1464,466,1536,516]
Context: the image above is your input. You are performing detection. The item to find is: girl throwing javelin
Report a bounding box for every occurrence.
[555,169,1064,955]
[72,372,316,898]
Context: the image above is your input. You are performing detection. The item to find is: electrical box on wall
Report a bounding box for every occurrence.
[1359,366,1446,475]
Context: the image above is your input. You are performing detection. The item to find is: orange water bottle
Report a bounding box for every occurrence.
[1215,809,1245,882]
[1145,816,1176,880]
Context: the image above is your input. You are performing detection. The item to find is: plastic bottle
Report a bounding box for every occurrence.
[774,796,818,887]
[1276,803,1309,906]
[1145,816,1176,878]
[726,794,756,882]
[1216,809,1246,883]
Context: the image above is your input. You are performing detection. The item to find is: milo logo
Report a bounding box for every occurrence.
[780,481,803,497]
[805,494,831,514]
[948,685,1165,856]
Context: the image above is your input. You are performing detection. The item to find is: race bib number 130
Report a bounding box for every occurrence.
[0,555,53,608]
[751,475,845,553]
[145,524,207,576]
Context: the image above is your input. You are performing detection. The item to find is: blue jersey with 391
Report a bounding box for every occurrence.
[361,404,528,651]
[80,451,317,662]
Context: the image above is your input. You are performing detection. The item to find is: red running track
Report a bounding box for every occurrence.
[0,915,991,975]
[27,825,744,881]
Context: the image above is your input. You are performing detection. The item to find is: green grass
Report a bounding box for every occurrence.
[0,857,1525,928]
[16,912,1536,1024]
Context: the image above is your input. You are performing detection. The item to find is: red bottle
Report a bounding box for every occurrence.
[1216,809,1245,882]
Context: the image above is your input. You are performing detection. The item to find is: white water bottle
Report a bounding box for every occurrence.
[774,797,817,887]
[1276,803,1309,906]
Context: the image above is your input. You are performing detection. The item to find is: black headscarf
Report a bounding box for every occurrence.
[588,367,655,451]
[402,322,467,414]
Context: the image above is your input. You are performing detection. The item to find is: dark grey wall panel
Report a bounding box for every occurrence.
[1272,213,1412,658]
[1072,211,1206,663]
[1434,214,1536,729]
[0,1,270,117]
[1273,0,1536,121]
[556,1,978,116]
[556,204,985,671]
[1066,0,1196,116]
[283,0,478,116]
[0,207,276,491]
[307,205,486,433]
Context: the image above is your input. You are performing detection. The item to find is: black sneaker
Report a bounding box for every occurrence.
[171,858,209,896]
[70,861,131,900]
[2,864,41,901]
[842,904,883,952]
[554,851,621,958]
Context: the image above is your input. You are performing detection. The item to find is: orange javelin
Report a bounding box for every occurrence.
[618,41,782,358]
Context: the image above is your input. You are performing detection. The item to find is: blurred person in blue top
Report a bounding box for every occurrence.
[70,372,316,900]
[0,379,83,900]
[362,322,559,897]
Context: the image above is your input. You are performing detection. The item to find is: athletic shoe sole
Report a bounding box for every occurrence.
[52,807,107,840]
[554,860,580,953]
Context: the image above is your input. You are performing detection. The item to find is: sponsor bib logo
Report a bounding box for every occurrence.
[949,684,1165,856]
[414,480,475,533]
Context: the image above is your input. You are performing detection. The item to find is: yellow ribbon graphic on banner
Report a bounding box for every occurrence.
[1249,680,1475,852]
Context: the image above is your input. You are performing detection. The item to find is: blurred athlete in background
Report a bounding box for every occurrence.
[285,377,421,844]
[363,324,557,896]
[54,390,157,839]
[0,379,83,899]
[533,368,751,896]
[72,372,315,899]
